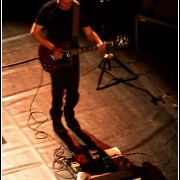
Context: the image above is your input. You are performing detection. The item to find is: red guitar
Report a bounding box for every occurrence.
[38,35,129,73]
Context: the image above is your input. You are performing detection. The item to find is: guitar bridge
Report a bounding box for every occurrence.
[66,50,71,58]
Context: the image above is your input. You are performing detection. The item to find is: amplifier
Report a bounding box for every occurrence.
[135,14,178,60]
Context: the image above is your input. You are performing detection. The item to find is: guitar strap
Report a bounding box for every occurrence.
[72,0,80,44]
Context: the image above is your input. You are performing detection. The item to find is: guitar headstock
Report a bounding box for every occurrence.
[114,34,130,49]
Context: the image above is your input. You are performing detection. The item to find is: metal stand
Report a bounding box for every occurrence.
[97,53,114,89]
[97,48,138,90]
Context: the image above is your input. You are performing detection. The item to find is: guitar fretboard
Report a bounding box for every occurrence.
[69,44,97,56]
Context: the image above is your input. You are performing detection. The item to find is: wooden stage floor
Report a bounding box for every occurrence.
[2,20,178,180]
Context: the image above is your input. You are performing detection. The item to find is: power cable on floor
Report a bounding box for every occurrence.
[121,118,178,178]
[2,57,39,69]
[53,147,76,179]
[133,61,178,109]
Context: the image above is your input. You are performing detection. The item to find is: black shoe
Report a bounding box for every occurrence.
[54,128,67,134]
[65,117,81,130]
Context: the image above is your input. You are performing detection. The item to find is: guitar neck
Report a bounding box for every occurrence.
[69,41,114,56]
[69,44,97,56]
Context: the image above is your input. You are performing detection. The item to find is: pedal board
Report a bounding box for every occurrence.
[64,147,123,175]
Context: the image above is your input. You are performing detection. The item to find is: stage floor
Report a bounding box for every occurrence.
[2,20,178,180]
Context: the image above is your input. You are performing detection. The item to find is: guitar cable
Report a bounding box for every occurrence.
[26,66,76,179]
[26,67,53,140]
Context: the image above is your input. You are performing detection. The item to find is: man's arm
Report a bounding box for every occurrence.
[30,23,55,50]
[82,26,106,53]
[30,23,64,59]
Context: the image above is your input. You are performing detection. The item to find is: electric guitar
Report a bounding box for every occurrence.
[38,35,129,73]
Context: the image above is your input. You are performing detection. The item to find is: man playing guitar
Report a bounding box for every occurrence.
[30,0,106,134]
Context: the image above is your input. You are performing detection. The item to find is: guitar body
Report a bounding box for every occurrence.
[38,41,76,73]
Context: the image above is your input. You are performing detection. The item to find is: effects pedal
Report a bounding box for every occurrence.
[75,154,89,164]
[89,150,100,160]
[70,162,82,173]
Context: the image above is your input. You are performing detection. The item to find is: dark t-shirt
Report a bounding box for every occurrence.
[35,0,90,44]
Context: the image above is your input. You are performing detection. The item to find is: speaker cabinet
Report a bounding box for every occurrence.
[142,0,178,20]
[135,14,178,60]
